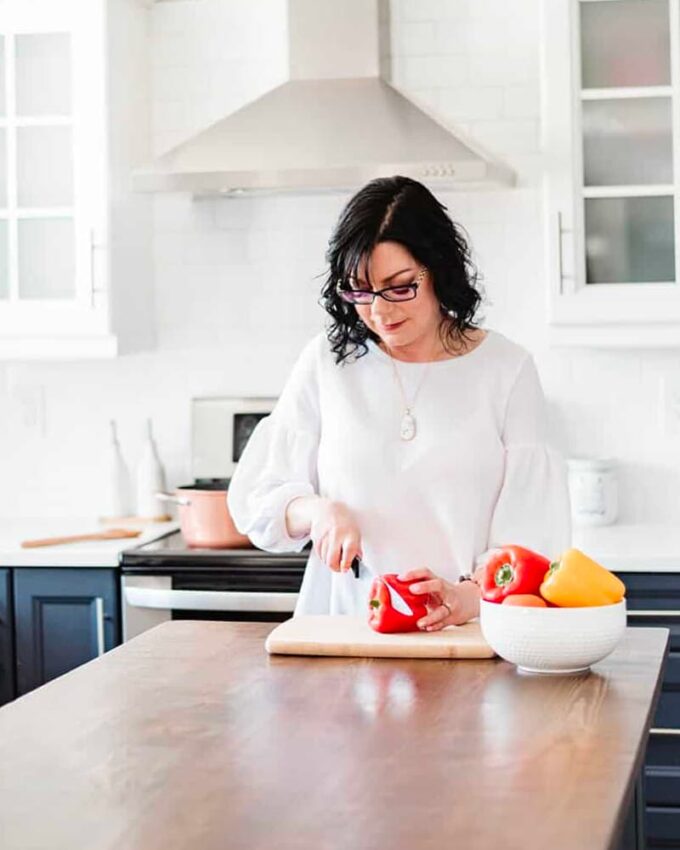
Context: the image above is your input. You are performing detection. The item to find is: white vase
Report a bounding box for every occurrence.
[103,419,132,518]
[135,418,167,518]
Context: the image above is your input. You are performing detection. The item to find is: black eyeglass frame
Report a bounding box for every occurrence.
[335,266,428,305]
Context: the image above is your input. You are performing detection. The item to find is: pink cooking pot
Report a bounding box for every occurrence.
[156,481,253,549]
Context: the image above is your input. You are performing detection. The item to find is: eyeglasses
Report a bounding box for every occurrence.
[336,266,427,305]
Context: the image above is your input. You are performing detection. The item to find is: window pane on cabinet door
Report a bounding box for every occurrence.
[18,218,75,299]
[0,37,6,116]
[0,129,7,208]
[0,220,7,299]
[583,97,673,186]
[15,33,71,117]
[584,196,675,284]
[17,126,73,207]
[580,0,670,88]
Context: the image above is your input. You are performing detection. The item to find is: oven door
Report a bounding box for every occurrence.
[122,575,299,640]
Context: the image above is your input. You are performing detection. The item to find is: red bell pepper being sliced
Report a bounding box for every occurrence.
[479,545,551,603]
[368,574,428,633]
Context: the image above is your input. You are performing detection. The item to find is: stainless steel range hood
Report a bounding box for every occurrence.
[135,0,516,195]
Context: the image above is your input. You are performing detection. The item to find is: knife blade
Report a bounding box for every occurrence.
[384,581,414,616]
[350,557,414,616]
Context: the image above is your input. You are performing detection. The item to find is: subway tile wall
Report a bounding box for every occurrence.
[0,0,678,525]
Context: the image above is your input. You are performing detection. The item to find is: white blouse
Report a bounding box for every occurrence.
[227,329,572,616]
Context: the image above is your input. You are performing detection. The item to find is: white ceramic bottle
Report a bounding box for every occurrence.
[135,418,167,519]
[103,419,132,519]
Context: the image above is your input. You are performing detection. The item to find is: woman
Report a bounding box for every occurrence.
[228,176,571,630]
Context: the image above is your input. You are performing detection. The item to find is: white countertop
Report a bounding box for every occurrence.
[572,523,680,572]
[0,517,179,567]
[0,518,676,571]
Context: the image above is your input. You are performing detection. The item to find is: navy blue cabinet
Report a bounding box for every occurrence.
[0,569,15,705]
[618,572,680,848]
[13,569,120,696]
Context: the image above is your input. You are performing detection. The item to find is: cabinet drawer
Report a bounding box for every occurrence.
[627,613,680,652]
[651,653,680,728]
[646,765,680,808]
[646,806,680,847]
[646,732,680,805]
[620,573,680,602]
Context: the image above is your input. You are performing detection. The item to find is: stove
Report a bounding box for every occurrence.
[120,530,309,640]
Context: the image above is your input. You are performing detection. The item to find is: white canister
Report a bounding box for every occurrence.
[567,458,618,527]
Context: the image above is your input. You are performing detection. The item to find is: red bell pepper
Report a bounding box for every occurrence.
[479,545,550,603]
[368,574,428,633]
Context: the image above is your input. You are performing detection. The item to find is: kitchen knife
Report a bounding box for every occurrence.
[350,556,360,578]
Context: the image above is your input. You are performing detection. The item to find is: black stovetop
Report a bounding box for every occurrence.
[120,530,310,573]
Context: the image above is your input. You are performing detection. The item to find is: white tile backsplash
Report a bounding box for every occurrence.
[1,0,679,524]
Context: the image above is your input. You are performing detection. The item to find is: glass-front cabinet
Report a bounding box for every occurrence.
[0,0,153,359]
[542,0,680,347]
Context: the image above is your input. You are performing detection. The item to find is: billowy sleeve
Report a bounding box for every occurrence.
[227,338,321,553]
[475,354,572,569]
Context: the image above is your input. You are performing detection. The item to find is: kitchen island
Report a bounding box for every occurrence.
[0,621,668,850]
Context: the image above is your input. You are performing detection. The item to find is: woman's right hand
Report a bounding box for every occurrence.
[310,498,363,573]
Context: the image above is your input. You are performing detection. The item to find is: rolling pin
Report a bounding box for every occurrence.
[21,528,142,549]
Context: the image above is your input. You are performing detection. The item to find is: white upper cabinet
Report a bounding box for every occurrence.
[542,0,680,347]
[0,0,154,359]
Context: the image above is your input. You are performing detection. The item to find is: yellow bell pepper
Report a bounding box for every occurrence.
[540,548,626,607]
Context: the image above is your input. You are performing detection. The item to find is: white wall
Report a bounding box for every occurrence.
[0,0,679,523]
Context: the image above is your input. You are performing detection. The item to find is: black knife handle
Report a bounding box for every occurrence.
[350,556,360,579]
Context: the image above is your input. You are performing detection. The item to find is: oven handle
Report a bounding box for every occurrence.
[124,585,298,613]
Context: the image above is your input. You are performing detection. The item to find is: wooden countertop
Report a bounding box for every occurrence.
[0,621,668,850]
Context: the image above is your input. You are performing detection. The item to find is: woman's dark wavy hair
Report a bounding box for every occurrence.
[320,176,484,365]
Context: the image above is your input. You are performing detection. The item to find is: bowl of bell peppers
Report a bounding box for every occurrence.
[478,546,627,675]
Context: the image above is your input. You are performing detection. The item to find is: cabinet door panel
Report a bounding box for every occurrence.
[582,97,673,186]
[0,219,7,300]
[17,217,75,299]
[17,125,73,207]
[622,573,680,599]
[15,31,71,116]
[0,568,14,705]
[584,196,675,284]
[580,0,671,88]
[646,806,680,847]
[651,653,680,728]
[646,765,680,807]
[0,36,6,116]
[14,568,119,696]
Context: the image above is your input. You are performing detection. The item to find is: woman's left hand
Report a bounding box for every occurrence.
[398,568,481,631]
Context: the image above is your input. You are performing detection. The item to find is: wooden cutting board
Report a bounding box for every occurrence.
[265,615,496,659]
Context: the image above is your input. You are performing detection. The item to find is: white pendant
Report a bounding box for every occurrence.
[400,411,416,441]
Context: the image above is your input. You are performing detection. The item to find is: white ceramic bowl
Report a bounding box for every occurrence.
[479,598,627,674]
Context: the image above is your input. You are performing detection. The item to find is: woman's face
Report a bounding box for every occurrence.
[352,241,443,353]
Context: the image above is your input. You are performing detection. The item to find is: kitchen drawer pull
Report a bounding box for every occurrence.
[628,610,680,618]
[557,212,564,295]
[650,728,680,737]
[95,597,105,656]
[124,585,298,613]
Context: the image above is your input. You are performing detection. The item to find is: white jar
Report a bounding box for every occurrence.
[567,458,618,527]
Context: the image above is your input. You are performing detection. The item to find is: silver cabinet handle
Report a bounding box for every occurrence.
[89,229,106,308]
[650,728,680,737]
[124,585,298,613]
[95,597,105,656]
[557,211,564,295]
[628,610,680,618]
